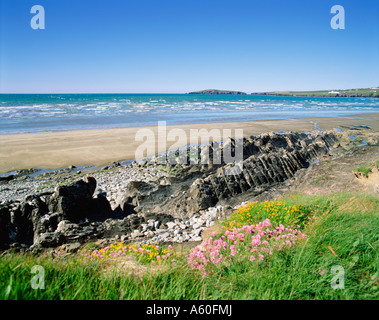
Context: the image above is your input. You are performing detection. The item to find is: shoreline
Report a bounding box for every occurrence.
[0,112,378,174]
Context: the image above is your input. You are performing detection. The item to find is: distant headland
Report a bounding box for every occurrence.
[250,87,379,98]
[188,89,247,95]
[187,87,378,97]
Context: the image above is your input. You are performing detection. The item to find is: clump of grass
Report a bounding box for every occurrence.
[222,199,330,230]
[72,242,175,264]
[353,162,378,178]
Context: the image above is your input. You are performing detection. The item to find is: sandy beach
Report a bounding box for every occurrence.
[0,113,378,174]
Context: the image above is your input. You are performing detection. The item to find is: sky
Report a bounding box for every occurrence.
[0,0,378,93]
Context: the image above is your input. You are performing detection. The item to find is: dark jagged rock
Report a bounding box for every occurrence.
[121,131,339,219]
[0,176,118,250]
[0,203,12,249]
[46,177,97,222]
[12,195,49,245]
[102,214,145,238]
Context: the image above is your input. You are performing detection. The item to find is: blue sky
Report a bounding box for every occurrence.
[0,0,378,93]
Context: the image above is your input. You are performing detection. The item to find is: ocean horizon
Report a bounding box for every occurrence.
[0,93,378,135]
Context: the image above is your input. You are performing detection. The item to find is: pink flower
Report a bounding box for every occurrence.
[210,251,217,258]
[249,255,255,262]
[237,233,245,242]
[228,234,236,241]
[251,238,261,246]
[258,254,264,261]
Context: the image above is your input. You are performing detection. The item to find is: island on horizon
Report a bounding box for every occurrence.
[188,89,247,95]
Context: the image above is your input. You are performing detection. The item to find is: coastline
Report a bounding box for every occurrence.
[0,112,378,174]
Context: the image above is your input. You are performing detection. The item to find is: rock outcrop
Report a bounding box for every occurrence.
[0,177,132,251]
[123,131,339,219]
[0,130,340,251]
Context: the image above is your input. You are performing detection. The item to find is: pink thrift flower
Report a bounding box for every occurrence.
[258,254,264,261]
[249,255,255,262]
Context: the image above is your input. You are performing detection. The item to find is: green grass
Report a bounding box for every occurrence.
[354,162,378,178]
[1,192,378,300]
[221,197,332,230]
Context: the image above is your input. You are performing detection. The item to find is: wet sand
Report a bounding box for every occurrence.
[0,113,378,173]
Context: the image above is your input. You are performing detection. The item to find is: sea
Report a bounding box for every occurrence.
[0,94,378,134]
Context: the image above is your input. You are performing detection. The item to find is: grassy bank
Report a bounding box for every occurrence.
[1,192,378,300]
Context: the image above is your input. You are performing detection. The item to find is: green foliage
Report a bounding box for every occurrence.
[354,162,378,178]
[1,192,378,300]
[222,197,332,230]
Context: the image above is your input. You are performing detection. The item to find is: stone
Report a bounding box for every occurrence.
[37,232,64,248]
[65,242,81,252]
[166,221,176,229]
[154,220,161,229]
[46,177,97,223]
[192,228,203,237]
[160,232,171,239]
[179,224,187,230]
